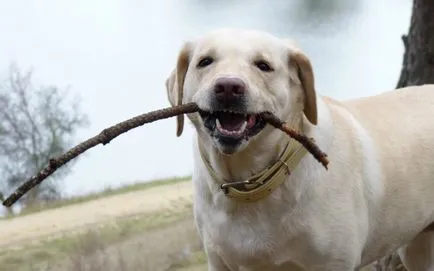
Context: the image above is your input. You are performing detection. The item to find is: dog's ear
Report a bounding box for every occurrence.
[165,69,177,107]
[283,39,318,125]
[165,42,195,136]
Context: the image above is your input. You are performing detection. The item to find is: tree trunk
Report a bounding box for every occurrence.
[396,0,434,88]
[371,0,434,270]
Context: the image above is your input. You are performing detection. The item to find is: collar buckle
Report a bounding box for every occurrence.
[279,159,291,175]
[220,180,253,194]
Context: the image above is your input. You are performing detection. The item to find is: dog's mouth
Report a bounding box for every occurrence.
[199,109,267,144]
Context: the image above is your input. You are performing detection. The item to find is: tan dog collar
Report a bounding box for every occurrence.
[198,138,308,203]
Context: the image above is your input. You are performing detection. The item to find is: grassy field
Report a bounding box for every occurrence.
[0,176,207,271]
[2,176,191,219]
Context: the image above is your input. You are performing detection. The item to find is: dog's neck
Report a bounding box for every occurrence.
[195,97,333,209]
[200,114,305,184]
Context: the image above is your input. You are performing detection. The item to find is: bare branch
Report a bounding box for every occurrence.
[0,64,89,204]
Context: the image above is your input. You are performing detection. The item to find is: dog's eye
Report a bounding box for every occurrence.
[254,60,274,72]
[197,57,214,68]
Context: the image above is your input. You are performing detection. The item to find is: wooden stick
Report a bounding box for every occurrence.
[2,103,199,207]
[260,112,329,169]
[2,103,328,207]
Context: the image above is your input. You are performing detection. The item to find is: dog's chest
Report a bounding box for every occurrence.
[199,203,306,270]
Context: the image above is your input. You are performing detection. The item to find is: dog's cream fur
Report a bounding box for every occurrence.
[165,28,434,271]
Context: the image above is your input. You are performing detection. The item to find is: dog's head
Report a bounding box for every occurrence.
[166,29,317,155]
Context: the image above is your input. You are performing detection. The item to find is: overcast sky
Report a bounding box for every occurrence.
[0,0,411,197]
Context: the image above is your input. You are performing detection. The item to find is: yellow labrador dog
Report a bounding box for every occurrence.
[165,28,434,271]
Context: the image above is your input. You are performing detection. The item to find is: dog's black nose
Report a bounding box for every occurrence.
[213,77,246,105]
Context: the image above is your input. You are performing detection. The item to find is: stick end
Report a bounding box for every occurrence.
[2,199,12,208]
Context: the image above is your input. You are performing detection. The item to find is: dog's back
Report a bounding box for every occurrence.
[343,84,434,184]
[339,84,434,264]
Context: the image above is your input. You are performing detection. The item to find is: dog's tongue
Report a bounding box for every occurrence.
[218,112,246,131]
[247,115,256,128]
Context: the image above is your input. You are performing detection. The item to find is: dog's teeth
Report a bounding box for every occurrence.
[240,121,247,132]
[216,119,222,130]
[216,119,247,136]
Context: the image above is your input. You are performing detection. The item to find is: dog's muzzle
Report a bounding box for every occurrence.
[198,76,267,152]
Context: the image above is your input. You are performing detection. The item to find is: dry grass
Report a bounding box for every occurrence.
[2,176,191,219]
[0,198,206,271]
[59,218,206,271]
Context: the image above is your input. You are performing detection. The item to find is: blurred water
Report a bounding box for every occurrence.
[0,0,412,197]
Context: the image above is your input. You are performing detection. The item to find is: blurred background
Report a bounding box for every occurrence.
[0,1,417,270]
[0,0,411,200]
